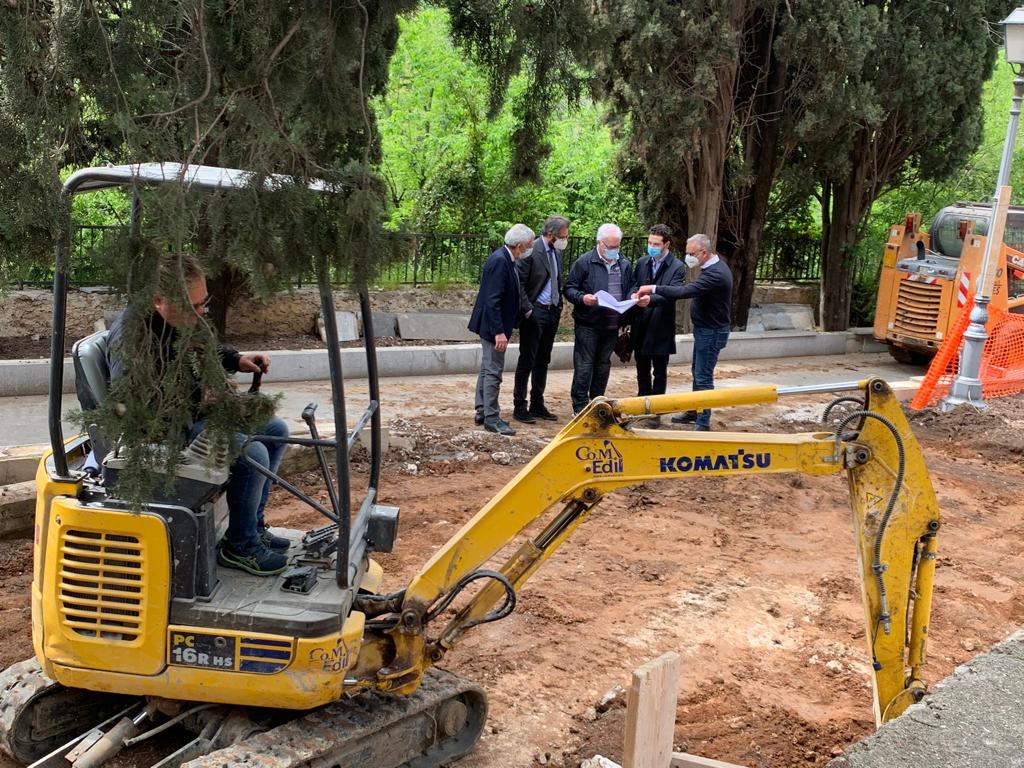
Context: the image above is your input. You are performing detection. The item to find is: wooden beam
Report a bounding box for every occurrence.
[0,481,36,537]
[622,651,681,768]
[671,753,748,768]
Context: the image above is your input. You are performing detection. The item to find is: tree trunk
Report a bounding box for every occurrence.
[724,10,786,330]
[820,155,869,331]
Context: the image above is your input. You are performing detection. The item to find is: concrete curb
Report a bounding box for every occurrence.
[0,329,888,398]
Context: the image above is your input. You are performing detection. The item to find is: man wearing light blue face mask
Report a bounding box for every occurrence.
[629,224,687,427]
[564,222,635,414]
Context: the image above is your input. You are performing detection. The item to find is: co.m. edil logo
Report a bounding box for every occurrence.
[576,440,624,475]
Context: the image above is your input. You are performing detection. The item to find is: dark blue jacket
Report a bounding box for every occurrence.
[468,247,521,343]
[563,248,635,328]
[654,257,733,330]
[632,251,687,356]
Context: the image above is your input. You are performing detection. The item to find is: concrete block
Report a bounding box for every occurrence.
[0,444,44,485]
[316,311,360,343]
[356,310,399,338]
[0,480,35,536]
[748,303,816,331]
[396,312,476,342]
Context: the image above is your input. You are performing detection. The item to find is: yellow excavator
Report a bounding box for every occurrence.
[0,164,942,768]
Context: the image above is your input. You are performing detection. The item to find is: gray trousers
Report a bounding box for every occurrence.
[475,338,506,422]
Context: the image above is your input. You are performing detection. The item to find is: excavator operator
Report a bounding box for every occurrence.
[105,253,291,576]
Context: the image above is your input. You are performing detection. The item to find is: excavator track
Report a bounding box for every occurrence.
[0,659,136,765]
[184,668,487,768]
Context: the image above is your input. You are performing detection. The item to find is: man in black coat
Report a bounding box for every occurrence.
[634,233,733,431]
[512,215,570,424]
[564,222,635,414]
[630,224,686,427]
[468,223,535,436]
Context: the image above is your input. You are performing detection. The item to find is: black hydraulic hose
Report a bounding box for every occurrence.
[821,396,865,425]
[833,411,906,636]
[424,569,517,630]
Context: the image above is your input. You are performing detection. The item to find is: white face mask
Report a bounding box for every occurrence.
[684,253,701,269]
[553,237,568,250]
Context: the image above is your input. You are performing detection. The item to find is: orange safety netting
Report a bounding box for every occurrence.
[911,300,1024,409]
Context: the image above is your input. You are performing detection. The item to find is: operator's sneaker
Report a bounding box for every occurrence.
[217,542,288,576]
[258,524,291,552]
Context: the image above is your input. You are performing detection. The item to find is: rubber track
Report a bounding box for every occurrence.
[0,659,57,761]
[183,668,486,768]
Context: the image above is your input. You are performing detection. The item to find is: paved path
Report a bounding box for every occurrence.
[829,629,1024,768]
[0,351,920,447]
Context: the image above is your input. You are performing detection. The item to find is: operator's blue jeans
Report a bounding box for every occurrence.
[691,327,730,428]
[191,416,289,553]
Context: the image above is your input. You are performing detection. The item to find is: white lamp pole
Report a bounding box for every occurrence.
[942,8,1024,412]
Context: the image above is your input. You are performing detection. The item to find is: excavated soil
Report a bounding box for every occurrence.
[1,390,1022,768]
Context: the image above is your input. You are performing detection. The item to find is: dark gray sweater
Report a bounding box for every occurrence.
[655,258,733,330]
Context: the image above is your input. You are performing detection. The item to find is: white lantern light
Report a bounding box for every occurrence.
[1003,8,1024,65]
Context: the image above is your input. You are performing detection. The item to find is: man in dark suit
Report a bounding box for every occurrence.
[634,233,733,431]
[564,222,635,414]
[512,215,570,424]
[468,223,535,436]
[630,224,686,427]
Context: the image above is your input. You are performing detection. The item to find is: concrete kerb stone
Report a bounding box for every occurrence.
[396,312,476,342]
[0,328,893,398]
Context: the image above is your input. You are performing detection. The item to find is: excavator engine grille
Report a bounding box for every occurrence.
[893,278,943,337]
[58,529,144,641]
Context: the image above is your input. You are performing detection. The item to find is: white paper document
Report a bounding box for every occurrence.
[594,290,637,314]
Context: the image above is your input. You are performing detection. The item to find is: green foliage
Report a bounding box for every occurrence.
[376,8,639,238]
[2,1,414,505]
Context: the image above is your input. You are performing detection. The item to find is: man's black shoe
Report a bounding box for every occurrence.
[693,424,711,432]
[512,408,536,424]
[258,524,291,552]
[475,414,485,426]
[671,411,699,424]
[484,420,517,436]
[529,406,558,421]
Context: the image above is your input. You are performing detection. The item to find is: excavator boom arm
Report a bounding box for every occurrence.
[380,379,941,726]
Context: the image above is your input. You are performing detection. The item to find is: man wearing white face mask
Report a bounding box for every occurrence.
[564,222,635,414]
[513,215,571,423]
[633,233,733,431]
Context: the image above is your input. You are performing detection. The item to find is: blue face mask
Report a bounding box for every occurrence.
[647,245,662,258]
[602,247,620,260]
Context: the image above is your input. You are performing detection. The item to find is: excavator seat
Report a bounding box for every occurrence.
[71,329,111,463]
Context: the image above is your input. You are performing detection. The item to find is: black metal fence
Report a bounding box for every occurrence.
[7,225,825,287]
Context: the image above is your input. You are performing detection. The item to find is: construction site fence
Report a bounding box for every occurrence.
[5,226,827,289]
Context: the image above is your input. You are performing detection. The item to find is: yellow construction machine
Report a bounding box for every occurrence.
[874,203,1024,364]
[0,164,943,768]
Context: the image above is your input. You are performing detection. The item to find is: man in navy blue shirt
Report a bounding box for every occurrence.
[634,233,733,431]
[468,223,535,435]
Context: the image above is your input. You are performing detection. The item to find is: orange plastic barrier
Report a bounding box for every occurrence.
[911,301,1024,409]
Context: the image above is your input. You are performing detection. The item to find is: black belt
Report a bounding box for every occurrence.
[534,302,557,309]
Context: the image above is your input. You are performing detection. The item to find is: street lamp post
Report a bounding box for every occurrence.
[942,8,1024,412]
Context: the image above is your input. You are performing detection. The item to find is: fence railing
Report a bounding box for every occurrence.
[6,225,826,287]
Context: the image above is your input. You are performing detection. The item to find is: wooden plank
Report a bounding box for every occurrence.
[0,480,36,536]
[671,752,748,768]
[622,651,681,768]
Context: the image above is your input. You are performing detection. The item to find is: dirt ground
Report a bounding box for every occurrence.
[1,370,1022,768]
